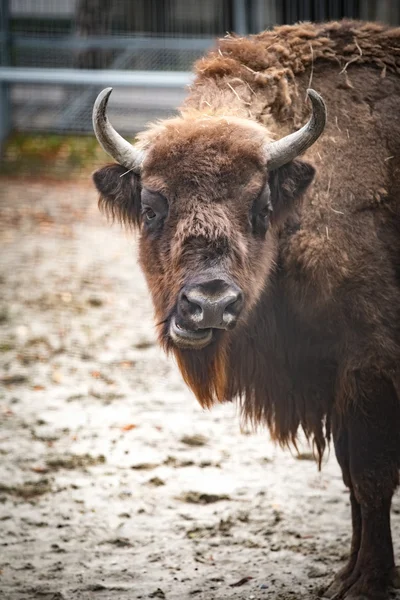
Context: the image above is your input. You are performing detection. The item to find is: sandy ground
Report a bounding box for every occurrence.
[1,179,400,600]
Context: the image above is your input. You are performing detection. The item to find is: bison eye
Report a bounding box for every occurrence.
[140,188,169,232]
[259,205,270,219]
[250,185,272,236]
[142,207,156,222]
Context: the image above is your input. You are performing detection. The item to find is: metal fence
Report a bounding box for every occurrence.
[0,0,400,149]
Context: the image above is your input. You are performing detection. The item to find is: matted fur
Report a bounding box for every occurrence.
[187,20,400,126]
[94,20,400,464]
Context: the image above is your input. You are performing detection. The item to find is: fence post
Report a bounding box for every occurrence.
[233,0,248,35]
[0,0,11,153]
[250,0,265,32]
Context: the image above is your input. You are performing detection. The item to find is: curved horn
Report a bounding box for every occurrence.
[265,89,327,170]
[92,87,144,172]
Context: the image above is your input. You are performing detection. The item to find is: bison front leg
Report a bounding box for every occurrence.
[323,424,362,598]
[325,374,399,600]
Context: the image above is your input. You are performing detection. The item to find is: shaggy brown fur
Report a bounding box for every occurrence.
[93,20,400,599]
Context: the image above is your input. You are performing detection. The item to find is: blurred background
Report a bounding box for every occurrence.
[0,0,400,176]
[1,4,400,600]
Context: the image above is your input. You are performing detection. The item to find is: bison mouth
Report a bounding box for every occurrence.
[169,315,213,350]
[168,278,243,350]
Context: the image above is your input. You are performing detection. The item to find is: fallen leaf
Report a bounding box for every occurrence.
[88,296,103,307]
[134,340,154,350]
[230,576,253,587]
[164,456,194,468]
[101,537,132,548]
[131,463,159,471]
[31,466,49,474]
[119,360,135,369]
[46,453,105,470]
[180,434,208,447]
[121,424,137,432]
[33,385,45,391]
[149,589,165,599]
[176,491,230,504]
[0,479,52,498]
[1,375,28,385]
[147,477,165,487]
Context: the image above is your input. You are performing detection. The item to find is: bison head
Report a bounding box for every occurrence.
[92,88,326,405]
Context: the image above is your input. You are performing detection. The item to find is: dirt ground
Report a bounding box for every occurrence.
[1,179,400,600]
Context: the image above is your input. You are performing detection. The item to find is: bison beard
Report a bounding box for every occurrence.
[92,19,400,600]
[169,335,228,409]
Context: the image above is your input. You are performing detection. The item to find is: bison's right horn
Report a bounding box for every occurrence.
[265,89,326,170]
[92,87,144,173]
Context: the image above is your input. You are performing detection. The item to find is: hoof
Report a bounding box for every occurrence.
[321,577,346,599]
[345,596,387,600]
[390,566,400,589]
[320,590,335,598]
[327,580,389,600]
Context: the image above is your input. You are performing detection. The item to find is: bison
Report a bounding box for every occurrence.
[92,20,400,600]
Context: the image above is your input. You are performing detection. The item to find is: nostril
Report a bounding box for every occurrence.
[222,291,243,324]
[180,292,203,320]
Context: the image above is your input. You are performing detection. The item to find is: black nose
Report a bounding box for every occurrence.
[178,279,243,330]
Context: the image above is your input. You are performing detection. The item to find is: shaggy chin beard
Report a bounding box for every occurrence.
[161,324,229,408]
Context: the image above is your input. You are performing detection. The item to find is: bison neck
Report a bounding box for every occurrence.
[173,266,338,460]
[225,267,338,460]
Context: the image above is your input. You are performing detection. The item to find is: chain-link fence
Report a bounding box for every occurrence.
[2,0,222,138]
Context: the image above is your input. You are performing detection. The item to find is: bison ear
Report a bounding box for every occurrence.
[92,163,141,228]
[269,159,315,226]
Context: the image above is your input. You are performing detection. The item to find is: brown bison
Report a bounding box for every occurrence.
[92,20,400,600]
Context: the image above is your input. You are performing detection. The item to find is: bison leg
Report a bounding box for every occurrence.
[327,374,399,600]
[322,424,362,598]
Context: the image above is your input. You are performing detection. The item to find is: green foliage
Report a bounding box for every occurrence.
[0,133,135,180]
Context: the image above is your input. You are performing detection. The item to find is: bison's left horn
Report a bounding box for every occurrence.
[265,89,326,170]
[92,87,144,172]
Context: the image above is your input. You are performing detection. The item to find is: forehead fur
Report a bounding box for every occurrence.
[137,114,271,197]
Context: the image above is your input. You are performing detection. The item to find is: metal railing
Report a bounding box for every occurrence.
[0,0,227,149]
[0,67,193,87]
